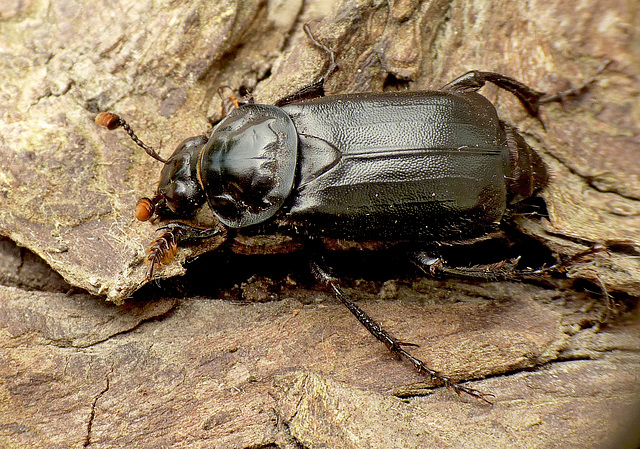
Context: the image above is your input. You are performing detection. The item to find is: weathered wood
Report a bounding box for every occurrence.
[0,0,639,447]
[1,280,639,448]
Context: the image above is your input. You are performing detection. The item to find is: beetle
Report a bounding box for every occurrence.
[96,29,608,401]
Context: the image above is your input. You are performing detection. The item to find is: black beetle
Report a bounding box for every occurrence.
[96,31,608,401]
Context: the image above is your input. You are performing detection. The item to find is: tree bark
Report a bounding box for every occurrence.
[0,0,639,447]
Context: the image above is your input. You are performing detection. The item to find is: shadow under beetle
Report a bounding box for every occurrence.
[96,28,609,402]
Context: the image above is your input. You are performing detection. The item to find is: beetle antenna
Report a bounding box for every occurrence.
[95,112,168,163]
[135,194,165,222]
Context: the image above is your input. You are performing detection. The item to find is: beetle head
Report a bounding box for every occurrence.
[151,135,208,219]
[95,112,207,221]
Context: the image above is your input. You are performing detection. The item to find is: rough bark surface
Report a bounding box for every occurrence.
[0,0,639,448]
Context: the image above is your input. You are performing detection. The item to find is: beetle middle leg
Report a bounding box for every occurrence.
[274,22,338,107]
[310,259,494,403]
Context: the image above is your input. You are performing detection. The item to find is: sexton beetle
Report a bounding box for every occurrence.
[96,29,608,402]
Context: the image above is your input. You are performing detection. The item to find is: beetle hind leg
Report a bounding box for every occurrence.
[442,60,612,118]
[409,251,552,283]
[310,260,493,403]
[538,59,613,105]
[441,71,546,117]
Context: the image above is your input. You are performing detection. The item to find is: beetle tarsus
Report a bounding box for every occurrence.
[539,59,613,105]
[411,252,541,282]
[549,244,608,273]
[303,22,337,84]
[310,260,493,403]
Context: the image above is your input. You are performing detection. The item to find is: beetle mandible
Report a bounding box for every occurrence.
[96,27,608,402]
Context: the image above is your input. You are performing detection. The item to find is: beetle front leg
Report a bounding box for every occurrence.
[146,222,228,281]
[310,260,493,404]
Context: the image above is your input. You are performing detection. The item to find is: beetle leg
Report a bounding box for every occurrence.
[274,22,338,107]
[217,86,254,118]
[538,59,612,105]
[410,251,552,283]
[303,22,337,84]
[310,260,494,404]
[274,81,327,107]
[413,241,609,283]
[411,252,530,282]
[145,222,228,281]
[441,71,546,117]
[442,60,612,118]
